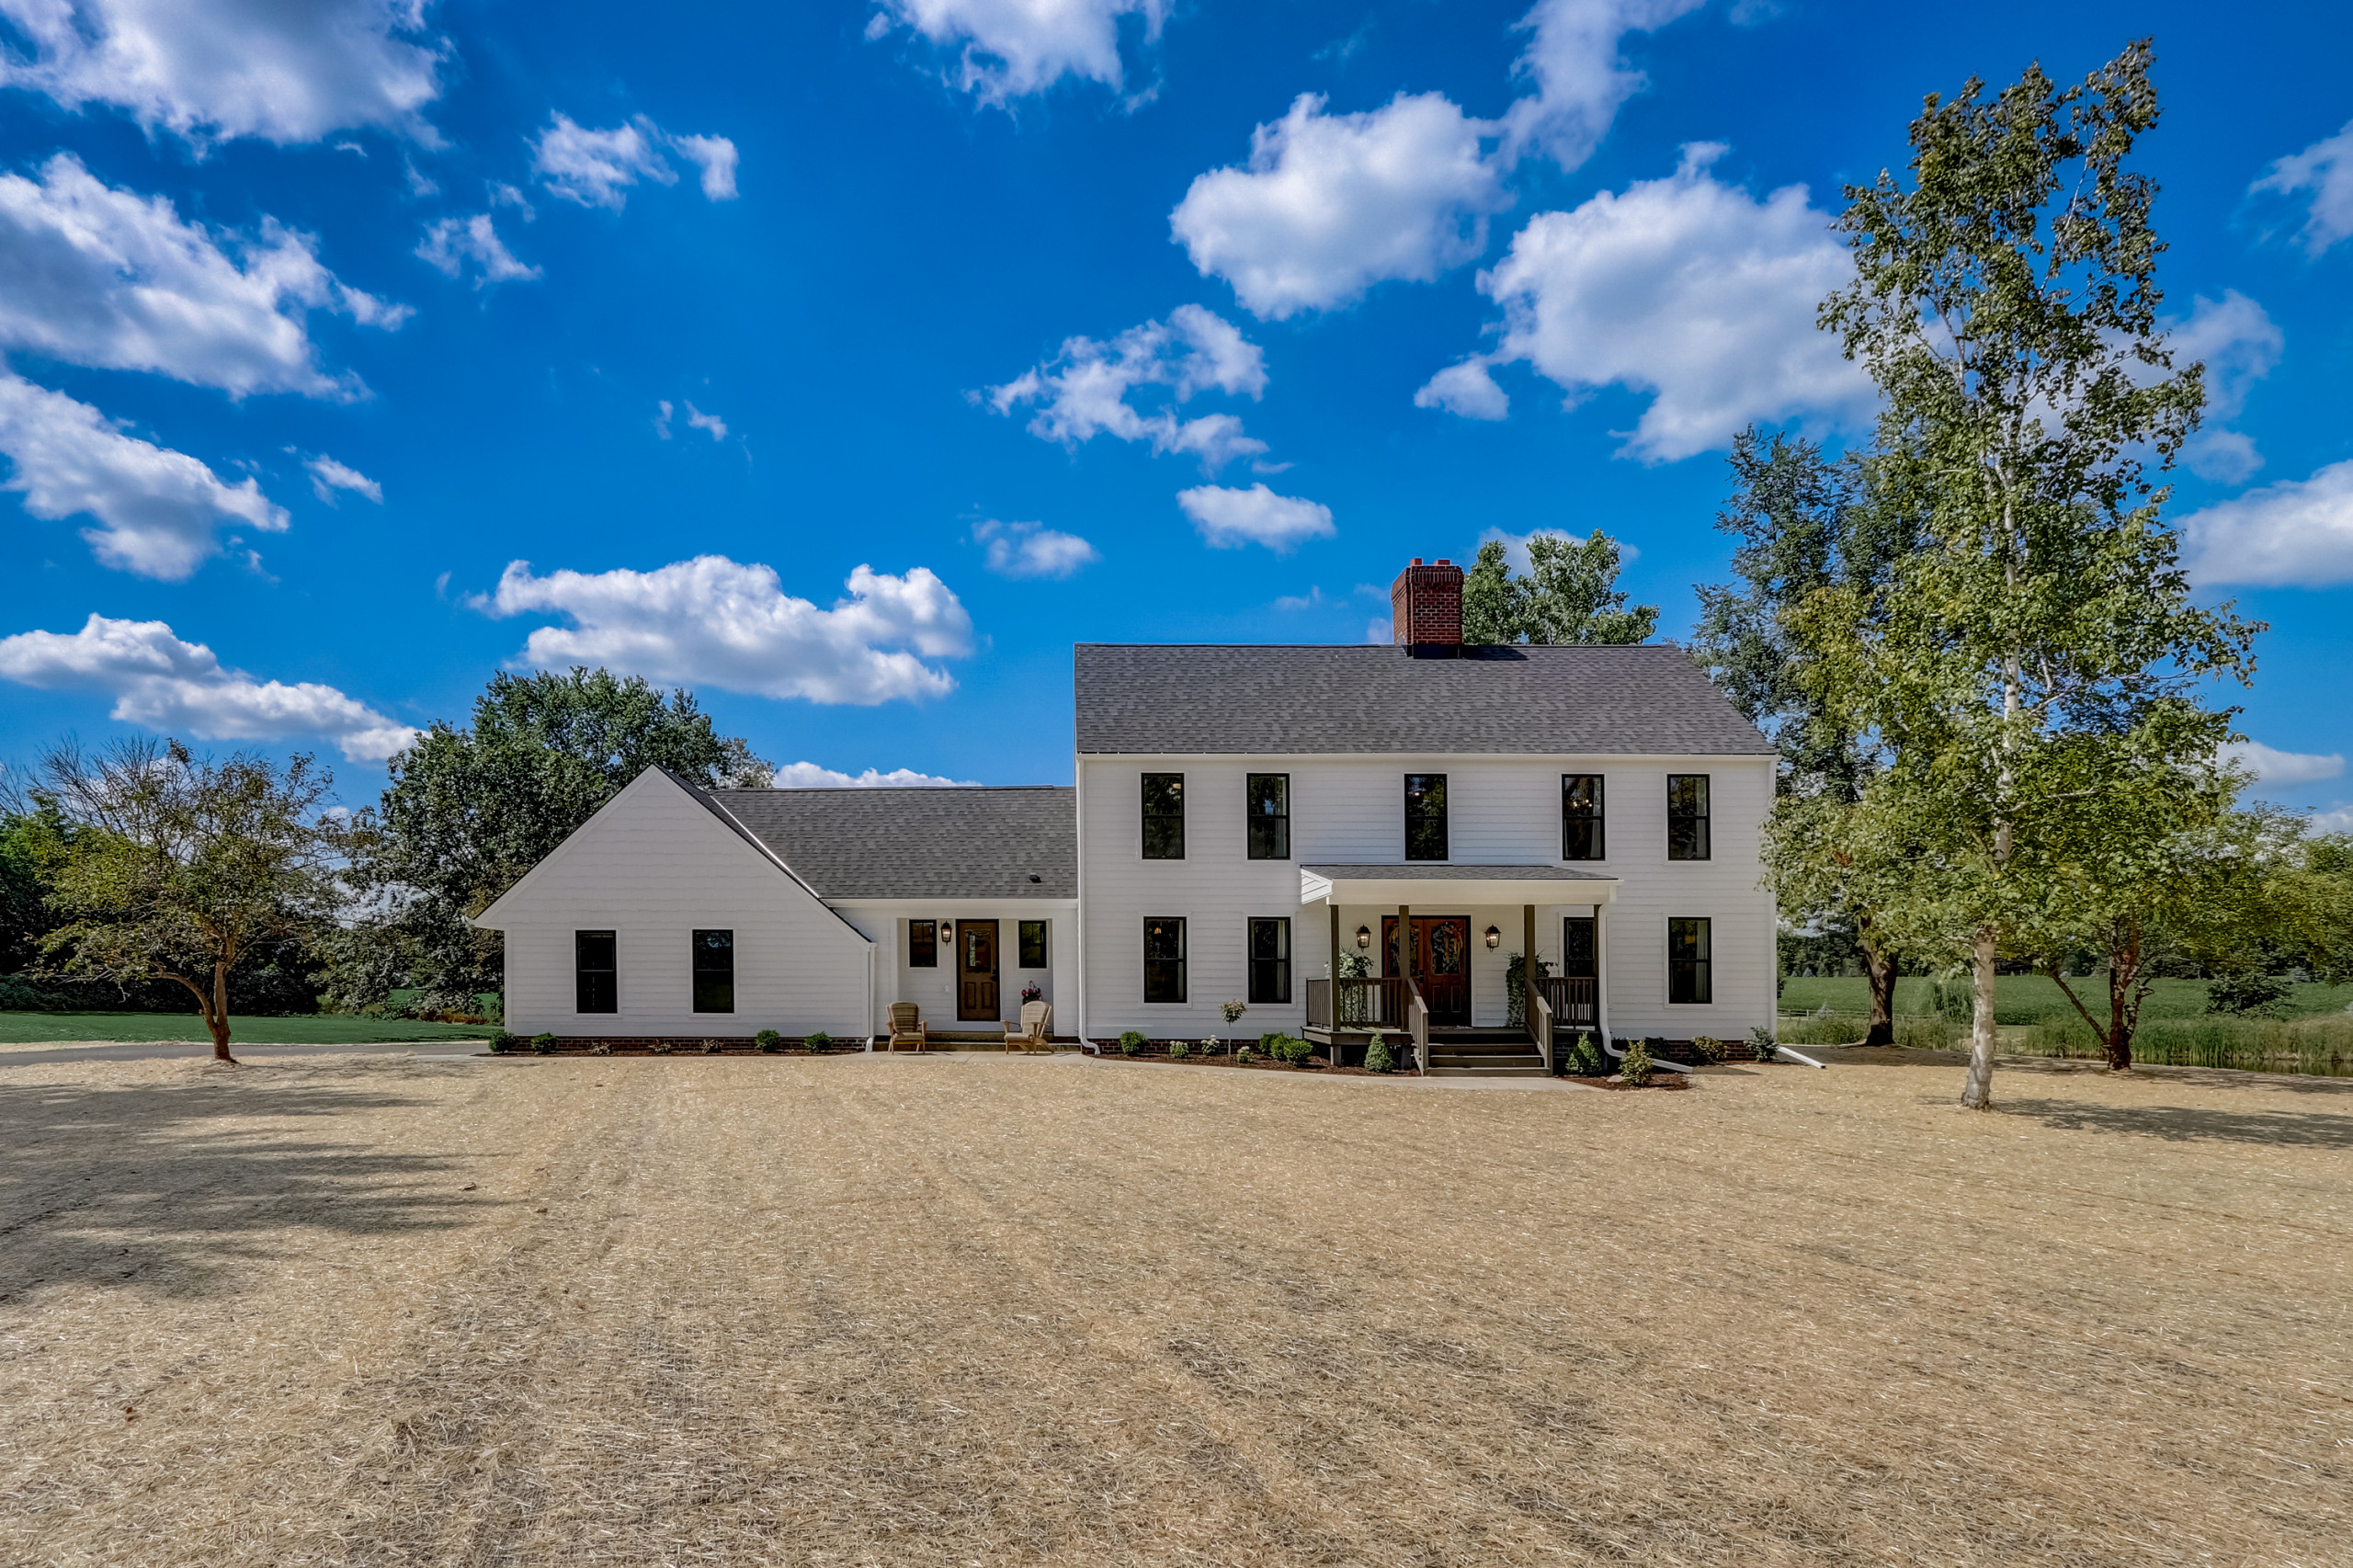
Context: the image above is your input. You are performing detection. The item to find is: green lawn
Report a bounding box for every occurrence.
[1777,973,2353,1025]
[0,1011,492,1045]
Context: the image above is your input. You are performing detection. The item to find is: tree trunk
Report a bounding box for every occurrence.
[209,959,236,1063]
[1961,929,1998,1108]
[1863,943,1899,1047]
[2105,930,2139,1074]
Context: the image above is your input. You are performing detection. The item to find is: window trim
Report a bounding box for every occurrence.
[1404,772,1449,862]
[1142,772,1186,860]
[1245,772,1290,861]
[1666,773,1711,862]
[691,927,735,1015]
[908,919,938,968]
[1666,916,1712,1005]
[1142,916,1188,1005]
[574,929,617,1015]
[1247,915,1291,1006]
[1017,919,1049,970]
[1562,774,1606,862]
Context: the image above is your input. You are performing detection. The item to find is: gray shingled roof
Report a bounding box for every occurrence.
[1074,643,1774,756]
[705,786,1075,901]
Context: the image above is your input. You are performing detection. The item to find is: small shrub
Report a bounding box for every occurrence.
[1748,1024,1779,1062]
[804,1031,832,1053]
[488,1031,519,1054]
[2207,972,2291,1017]
[1221,998,1248,1025]
[1619,1037,1654,1086]
[1564,1031,1604,1075]
[1200,1034,1221,1055]
[651,1039,674,1055]
[1119,1029,1146,1056]
[530,1032,557,1055]
[755,1028,783,1054]
[1276,1034,1314,1065]
[1692,1034,1728,1063]
[591,1041,612,1056]
[702,1038,723,1053]
[1235,1044,1258,1065]
[1167,1038,1190,1061]
[1364,1031,1393,1074]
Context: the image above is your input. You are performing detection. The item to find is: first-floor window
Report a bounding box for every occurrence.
[908,919,938,967]
[1143,916,1187,1004]
[575,930,616,1013]
[1247,917,1290,1005]
[1667,917,1711,1005]
[1019,919,1049,969]
[692,928,734,1013]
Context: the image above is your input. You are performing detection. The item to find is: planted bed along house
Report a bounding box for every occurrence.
[475,556,1777,1069]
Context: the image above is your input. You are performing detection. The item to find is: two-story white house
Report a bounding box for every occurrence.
[475,557,1778,1069]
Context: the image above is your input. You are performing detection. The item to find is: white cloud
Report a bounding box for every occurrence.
[685,403,727,440]
[0,371,286,580]
[2250,118,2353,256]
[2310,805,2353,835]
[868,0,1170,106]
[477,556,974,705]
[0,0,448,146]
[2166,290,2281,483]
[530,114,739,210]
[415,213,540,287]
[1435,144,1870,462]
[1176,483,1334,552]
[2224,740,2344,787]
[1414,358,1510,421]
[0,613,417,762]
[1170,92,1510,321]
[771,761,976,788]
[304,454,381,505]
[974,518,1097,578]
[986,304,1267,471]
[2179,460,2353,587]
[1498,0,1708,171]
[1363,613,1392,644]
[0,153,402,399]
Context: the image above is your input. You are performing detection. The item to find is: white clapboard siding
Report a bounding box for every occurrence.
[826,902,1078,1031]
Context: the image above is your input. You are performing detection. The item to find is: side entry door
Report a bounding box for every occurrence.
[958,919,1000,1022]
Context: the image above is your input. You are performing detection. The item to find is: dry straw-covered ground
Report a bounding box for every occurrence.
[0,1048,2346,1566]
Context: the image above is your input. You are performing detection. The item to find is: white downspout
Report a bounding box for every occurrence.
[1074,760,1100,1054]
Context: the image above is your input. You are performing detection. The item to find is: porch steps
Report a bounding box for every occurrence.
[1426,1035,1550,1078]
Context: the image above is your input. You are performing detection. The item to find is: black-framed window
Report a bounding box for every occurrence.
[1404,773,1448,861]
[1667,774,1711,861]
[575,930,617,1014]
[1018,919,1048,969]
[1142,773,1185,859]
[1668,917,1711,1004]
[1563,775,1605,861]
[908,919,938,968]
[692,928,734,1013]
[1562,916,1597,981]
[1248,917,1291,1005]
[1143,917,1187,1004]
[1245,773,1290,860]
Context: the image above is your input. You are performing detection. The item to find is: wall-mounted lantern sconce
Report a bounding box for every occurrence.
[1355,925,1372,949]
[939,919,955,938]
[1483,925,1502,949]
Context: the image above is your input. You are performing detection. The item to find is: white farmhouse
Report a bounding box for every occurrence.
[475,557,1778,1070]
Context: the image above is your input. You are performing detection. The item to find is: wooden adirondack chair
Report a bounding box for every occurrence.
[887,1002,926,1052]
[1003,1000,1051,1052]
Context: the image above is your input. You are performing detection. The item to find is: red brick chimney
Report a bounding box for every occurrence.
[1391,557,1463,652]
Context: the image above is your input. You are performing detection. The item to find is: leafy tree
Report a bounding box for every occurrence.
[1807,41,2260,1106]
[1695,428,1916,1044]
[30,740,349,1062]
[1461,531,1659,645]
[0,803,68,975]
[339,667,773,1010]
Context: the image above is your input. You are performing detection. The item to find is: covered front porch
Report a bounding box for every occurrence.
[1297,864,1618,1074]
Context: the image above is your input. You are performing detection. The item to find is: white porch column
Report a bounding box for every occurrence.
[1594,901,1611,1044]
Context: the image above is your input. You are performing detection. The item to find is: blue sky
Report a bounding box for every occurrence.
[1,0,2349,820]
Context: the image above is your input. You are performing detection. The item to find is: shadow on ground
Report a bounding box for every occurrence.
[1995,1096,2353,1148]
[0,1068,491,1304]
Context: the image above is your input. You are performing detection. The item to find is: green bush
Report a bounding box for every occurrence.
[1235,1044,1257,1065]
[755,1028,783,1053]
[1747,1025,1778,1062]
[1279,1035,1314,1065]
[1119,1029,1146,1056]
[1692,1033,1728,1063]
[1364,1032,1393,1074]
[1167,1038,1190,1061]
[1564,1031,1605,1075]
[1618,1037,1654,1086]
[1929,977,1974,1023]
[530,1032,557,1055]
[488,1030,519,1054]
[1893,1016,1955,1049]
[804,1031,832,1053]
[2206,972,2291,1017]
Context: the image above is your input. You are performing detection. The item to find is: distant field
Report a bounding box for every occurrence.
[1778,973,2353,1024]
[0,1011,490,1045]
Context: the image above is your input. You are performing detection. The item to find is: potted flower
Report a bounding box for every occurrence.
[1020,983,1043,1006]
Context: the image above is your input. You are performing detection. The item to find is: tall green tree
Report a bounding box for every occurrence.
[1808,41,2259,1106]
[339,667,773,1011]
[30,740,349,1062]
[1461,531,1659,645]
[1694,428,1917,1043]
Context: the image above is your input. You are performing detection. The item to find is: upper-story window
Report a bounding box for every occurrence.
[1404,773,1448,861]
[1245,773,1290,859]
[1666,774,1711,861]
[1142,773,1185,859]
[1562,775,1605,860]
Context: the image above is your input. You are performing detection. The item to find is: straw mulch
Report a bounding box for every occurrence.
[0,1047,2345,1565]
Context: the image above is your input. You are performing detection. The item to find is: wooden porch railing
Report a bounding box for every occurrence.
[1537,976,1597,1036]
[1404,972,1429,1076]
[1528,981,1553,1074]
[1304,976,1408,1031]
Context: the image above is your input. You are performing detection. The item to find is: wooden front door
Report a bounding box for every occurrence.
[1382,915,1472,1027]
[958,919,1000,1021]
